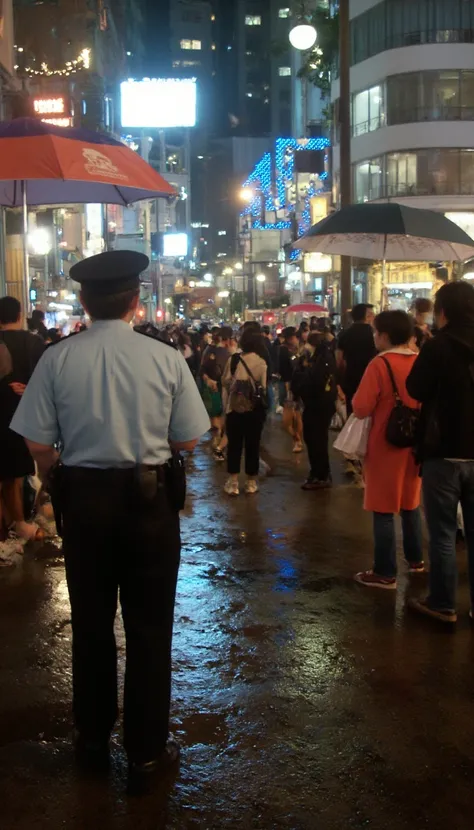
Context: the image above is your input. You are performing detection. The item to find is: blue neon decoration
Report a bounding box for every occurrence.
[240,136,331,236]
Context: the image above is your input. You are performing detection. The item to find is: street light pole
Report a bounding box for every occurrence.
[339,0,352,322]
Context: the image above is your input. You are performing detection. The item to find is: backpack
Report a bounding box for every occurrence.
[292,348,336,406]
[381,356,420,449]
[229,354,268,414]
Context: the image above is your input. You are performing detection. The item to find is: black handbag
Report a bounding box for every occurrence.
[237,356,269,411]
[381,356,420,449]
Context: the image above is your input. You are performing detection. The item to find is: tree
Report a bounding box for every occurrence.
[296,8,339,95]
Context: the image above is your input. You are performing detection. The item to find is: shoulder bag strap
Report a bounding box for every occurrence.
[230,353,240,376]
[380,356,402,402]
[238,355,258,385]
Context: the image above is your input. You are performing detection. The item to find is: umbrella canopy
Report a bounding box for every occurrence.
[0,118,175,206]
[293,203,474,262]
[284,303,328,314]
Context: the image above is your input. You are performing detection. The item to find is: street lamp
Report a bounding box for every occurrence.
[289,23,317,51]
[29,227,51,257]
[256,273,266,283]
[240,187,254,202]
[164,297,172,304]
[234,262,243,270]
[203,272,213,282]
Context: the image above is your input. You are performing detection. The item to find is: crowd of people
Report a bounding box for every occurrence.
[168,288,474,625]
[1,284,474,626]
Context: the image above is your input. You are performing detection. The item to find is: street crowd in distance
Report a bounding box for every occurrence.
[0,283,473,612]
[173,283,474,626]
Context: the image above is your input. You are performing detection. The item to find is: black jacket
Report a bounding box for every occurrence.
[279,344,297,382]
[269,338,280,375]
[291,343,337,411]
[406,322,474,460]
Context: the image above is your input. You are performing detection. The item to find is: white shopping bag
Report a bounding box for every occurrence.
[331,399,347,430]
[333,414,372,459]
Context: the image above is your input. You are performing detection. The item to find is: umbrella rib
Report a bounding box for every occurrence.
[49,134,68,180]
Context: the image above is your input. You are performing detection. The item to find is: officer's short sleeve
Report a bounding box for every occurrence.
[169,352,210,443]
[10,352,59,446]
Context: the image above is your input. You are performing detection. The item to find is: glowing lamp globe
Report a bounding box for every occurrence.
[289,23,317,51]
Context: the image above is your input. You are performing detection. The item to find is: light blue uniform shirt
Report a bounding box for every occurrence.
[11,320,210,468]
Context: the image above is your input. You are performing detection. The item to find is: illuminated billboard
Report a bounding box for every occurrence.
[33,96,72,128]
[163,233,188,258]
[120,79,197,129]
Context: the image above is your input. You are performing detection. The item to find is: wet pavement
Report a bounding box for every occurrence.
[1,419,474,829]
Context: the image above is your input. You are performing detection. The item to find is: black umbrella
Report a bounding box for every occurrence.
[293,203,474,262]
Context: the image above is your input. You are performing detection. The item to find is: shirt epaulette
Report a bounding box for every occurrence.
[134,325,178,350]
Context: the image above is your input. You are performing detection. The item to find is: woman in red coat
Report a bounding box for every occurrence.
[352,310,423,589]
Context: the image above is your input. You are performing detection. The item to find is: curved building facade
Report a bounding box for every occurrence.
[331,0,474,305]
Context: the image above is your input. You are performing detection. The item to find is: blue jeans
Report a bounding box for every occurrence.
[267,381,275,412]
[423,458,474,611]
[373,509,423,578]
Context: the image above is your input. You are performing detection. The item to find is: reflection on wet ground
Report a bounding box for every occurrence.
[1,422,474,829]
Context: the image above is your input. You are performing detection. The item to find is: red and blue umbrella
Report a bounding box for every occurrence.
[0,117,175,206]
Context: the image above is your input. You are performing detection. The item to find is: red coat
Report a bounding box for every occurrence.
[352,350,421,514]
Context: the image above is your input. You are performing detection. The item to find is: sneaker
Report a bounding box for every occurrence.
[213,449,225,462]
[35,513,57,537]
[293,441,303,453]
[275,405,283,415]
[224,478,239,496]
[245,479,259,494]
[345,460,357,476]
[407,597,457,623]
[354,570,397,590]
[301,478,319,490]
[259,459,271,476]
[407,561,425,574]
[301,479,332,491]
[0,538,24,567]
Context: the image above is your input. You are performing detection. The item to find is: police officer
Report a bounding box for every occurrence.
[11,250,210,794]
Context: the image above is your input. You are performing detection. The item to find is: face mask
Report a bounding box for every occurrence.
[424,314,434,327]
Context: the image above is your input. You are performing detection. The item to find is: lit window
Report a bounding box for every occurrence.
[246,92,253,97]
[279,66,291,77]
[279,8,290,18]
[180,39,202,50]
[245,15,261,26]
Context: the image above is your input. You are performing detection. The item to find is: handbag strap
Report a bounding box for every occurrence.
[238,355,258,385]
[380,356,402,403]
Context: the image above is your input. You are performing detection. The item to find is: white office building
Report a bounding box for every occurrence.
[331,0,474,306]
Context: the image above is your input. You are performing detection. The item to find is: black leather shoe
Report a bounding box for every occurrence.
[127,738,180,796]
[74,733,110,777]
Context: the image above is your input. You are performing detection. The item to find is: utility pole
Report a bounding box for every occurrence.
[338,0,352,322]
